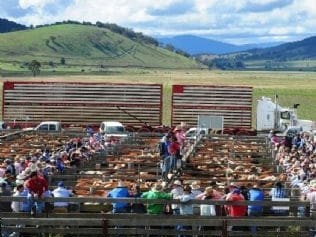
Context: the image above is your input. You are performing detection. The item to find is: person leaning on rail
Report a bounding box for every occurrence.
[52,181,73,213]
[107,180,131,213]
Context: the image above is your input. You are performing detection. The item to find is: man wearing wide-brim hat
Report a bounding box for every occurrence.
[171,180,183,214]
[190,181,203,197]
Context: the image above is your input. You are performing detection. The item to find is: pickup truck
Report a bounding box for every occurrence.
[185,127,208,139]
[33,121,63,132]
[99,121,128,139]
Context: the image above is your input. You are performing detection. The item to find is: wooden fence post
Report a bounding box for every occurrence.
[222,219,227,237]
[102,219,108,237]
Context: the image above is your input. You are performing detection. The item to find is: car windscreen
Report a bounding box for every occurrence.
[106,126,124,133]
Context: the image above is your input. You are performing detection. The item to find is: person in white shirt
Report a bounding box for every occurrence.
[11,184,25,212]
[52,181,73,213]
[170,180,184,214]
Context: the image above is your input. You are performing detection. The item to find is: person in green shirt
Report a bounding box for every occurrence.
[141,182,172,214]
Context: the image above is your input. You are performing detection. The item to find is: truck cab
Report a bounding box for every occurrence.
[34,121,62,132]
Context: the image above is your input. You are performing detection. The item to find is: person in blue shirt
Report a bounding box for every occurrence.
[248,183,265,216]
[107,181,131,213]
[159,134,172,179]
[248,183,265,233]
[52,181,73,213]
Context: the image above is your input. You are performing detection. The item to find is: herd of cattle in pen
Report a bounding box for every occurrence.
[0,122,315,221]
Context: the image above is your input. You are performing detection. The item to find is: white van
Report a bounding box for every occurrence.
[99,121,127,138]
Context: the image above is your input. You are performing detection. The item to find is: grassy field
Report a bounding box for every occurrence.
[0,69,315,127]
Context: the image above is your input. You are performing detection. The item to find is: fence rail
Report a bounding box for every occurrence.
[1,215,315,237]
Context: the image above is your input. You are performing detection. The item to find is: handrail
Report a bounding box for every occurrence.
[0,196,310,207]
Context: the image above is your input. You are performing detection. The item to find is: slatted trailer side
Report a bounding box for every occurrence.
[3,81,162,128]
[171,85,253,128]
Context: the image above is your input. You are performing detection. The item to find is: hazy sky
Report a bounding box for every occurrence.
[1,0,315,44]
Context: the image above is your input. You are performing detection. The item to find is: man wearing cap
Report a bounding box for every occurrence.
[107,181,131,213]
[248,183,265,233]
[225,188,247,231]
[225,188,247,217]
[52,181,73,213]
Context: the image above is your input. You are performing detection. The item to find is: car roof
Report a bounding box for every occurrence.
[101,121,123,126]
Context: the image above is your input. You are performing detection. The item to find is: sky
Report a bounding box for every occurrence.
[0,0,315,44]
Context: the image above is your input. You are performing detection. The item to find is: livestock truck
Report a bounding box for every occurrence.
[256,96,315,134]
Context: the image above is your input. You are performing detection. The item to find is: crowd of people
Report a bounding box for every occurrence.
[271,130,316,211]
[0,133,108,217]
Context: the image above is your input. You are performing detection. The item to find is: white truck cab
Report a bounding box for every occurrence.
[34,121,62,132]
[99,121,127,138]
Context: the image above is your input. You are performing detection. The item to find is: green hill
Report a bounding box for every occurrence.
[198,36,316,71]
[246,36,316,61]
[0,24,201,73]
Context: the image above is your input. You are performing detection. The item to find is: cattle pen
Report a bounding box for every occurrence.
[0,129,315,237]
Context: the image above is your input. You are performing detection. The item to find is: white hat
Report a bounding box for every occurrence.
[173,180,182,186]
[190,181,200,190]
[16,173,26,180]
[29,164,38,172]
[309,180,316,189]
[15,179,24,185]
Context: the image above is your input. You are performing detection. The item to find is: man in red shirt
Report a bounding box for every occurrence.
[25,171,48,215]
[226,188,247,216]
[226,188,247,231]
[168,136,181,172]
